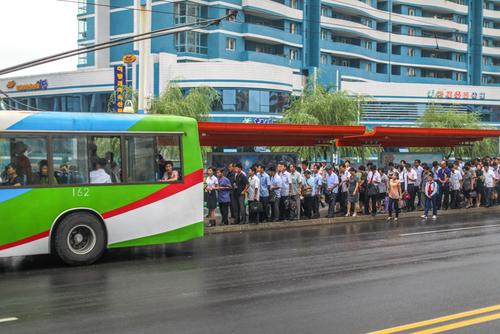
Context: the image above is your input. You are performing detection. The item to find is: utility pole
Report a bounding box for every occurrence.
[138,0,152,114]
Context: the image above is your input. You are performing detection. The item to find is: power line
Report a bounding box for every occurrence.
[0,12,235,76]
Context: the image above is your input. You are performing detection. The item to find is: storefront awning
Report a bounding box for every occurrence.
[198,122,366,147]
[336,127,500,148]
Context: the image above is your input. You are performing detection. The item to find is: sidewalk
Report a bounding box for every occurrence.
[204,206,500,234]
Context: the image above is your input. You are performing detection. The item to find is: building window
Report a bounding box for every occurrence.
[78,53,88,65]
[226,9,236,21]
[78,19,87,39]
[321,6,328,16]
[364,40,372,49]
[408,27,416,36]
[78,2,87,15]
[321,29,328,40]
[482,56,488,65]
[408,8,416,16]
[407,67,415,77]
[226,37,236,51]
[360,17,372,27]
[320,53,327,64]
[290,0,299,9]
[290,22,298,34]
[455,53,464,62]
[456,34,466,43]
[289,48,299,60]
[174,2,207,25]
[341,60,350,67]
[407,47,415,56]
[364,63,372,72]
[457,72,465,81]
[175,31,208,54]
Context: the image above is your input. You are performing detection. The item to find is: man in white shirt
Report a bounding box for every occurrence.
[484,163,498,207]
[90,159,112,184]
[450,164,463,209]
[405,163,417,211]
[247,167,261,224]
[278,162,292,220]
[414,160,424,208]
[366,165,381,216]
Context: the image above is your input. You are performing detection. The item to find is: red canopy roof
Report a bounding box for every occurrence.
[337,127,500,148]
[198,122,366,147]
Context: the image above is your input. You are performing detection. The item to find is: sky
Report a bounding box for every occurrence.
[0,0,78,78]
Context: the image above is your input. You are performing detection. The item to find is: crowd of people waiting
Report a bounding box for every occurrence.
[204,157,500,226]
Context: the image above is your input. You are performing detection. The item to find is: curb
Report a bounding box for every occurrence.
[204,206,500,235]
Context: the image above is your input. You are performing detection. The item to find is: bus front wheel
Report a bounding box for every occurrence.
[54,212,106,266]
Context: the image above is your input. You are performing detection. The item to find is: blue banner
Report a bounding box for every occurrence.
[114,65,127,113]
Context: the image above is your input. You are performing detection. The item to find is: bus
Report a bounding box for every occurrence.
[0,111,204,265]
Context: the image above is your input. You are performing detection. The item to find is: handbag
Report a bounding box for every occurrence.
[366,173,379,196]
[269,192,277,203]
[249,201,263,213]
[403,193,411,200]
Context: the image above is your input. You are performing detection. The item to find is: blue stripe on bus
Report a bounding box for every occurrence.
[0,189,31,204]
[7,112,144,132]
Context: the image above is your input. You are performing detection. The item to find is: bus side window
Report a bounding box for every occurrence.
[156,135,182,182]
[126,136,156,183]
[52,137,89,185]
[89,136,122,184]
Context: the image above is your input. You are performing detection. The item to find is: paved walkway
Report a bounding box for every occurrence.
[205,206,500,234]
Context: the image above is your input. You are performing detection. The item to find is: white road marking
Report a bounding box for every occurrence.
[0,317,18,323]
[400,224,500,237]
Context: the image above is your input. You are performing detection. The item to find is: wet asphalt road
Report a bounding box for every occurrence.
[1,211,500,334]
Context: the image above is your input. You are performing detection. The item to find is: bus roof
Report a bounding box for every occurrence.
[0,110,196,132]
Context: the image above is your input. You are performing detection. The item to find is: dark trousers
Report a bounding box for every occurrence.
[388,197,400,218]
[230,192,237,218]
[327,193,337,218]
[219,202,229,225]
[259,196,269,222]
[312,195,320,218]
[235,194,246,224]
[270,198,280,221]
[303,195,313,219]
[368,194,378,215]
[438,185,450,210]
[340,191,348,215]
[406,184,416,211]
[363,193,370,215]
[248,200,259,224]
[485,187,494,207]
[416,186,422,207]
[424,195,438,216]
[279,196,289,220]
[451,189,460,209]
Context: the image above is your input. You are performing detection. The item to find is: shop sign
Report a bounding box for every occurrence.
[12,79,48,91]
[427,89,486,100]
[122,54,137,64]
[114,65,127,113]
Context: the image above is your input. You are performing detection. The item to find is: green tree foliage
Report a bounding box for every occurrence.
[149,84,219,122]
[107,86,138,113]
[274,84,373,161]
[414,105,499,159]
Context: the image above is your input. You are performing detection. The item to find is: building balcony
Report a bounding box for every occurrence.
[391,55,467,71]
[483,27,500,39]
[327,65,390,82]
[243,23,303,47]
[483,46,500,57]
[242,0,303,20]
[483,65,500,74]
[320,41,389,62]
[392,0,468,15]
[484,8,500,20]
[243,50,292,67]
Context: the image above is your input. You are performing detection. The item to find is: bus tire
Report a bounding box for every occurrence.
[54,212,106,266]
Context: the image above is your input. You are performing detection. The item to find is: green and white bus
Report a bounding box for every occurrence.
[0,111,204,265]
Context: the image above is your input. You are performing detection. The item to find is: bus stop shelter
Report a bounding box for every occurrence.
[337,127,500,148]
[198,122,366,147]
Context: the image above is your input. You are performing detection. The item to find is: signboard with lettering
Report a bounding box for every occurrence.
[122,54,137,64]
[427,89,486,100]
[114,65,127,113]
[6,79,48,91]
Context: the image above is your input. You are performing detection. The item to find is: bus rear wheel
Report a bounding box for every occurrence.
[54,212,106,266]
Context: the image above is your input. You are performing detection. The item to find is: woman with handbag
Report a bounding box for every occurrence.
[387,172,402,221]
[205,167,219,227]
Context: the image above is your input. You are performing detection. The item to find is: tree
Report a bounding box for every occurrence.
[414,105,499,159]
[274,83,372,161]
[149,84,219,122]
[107,86,138,113]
